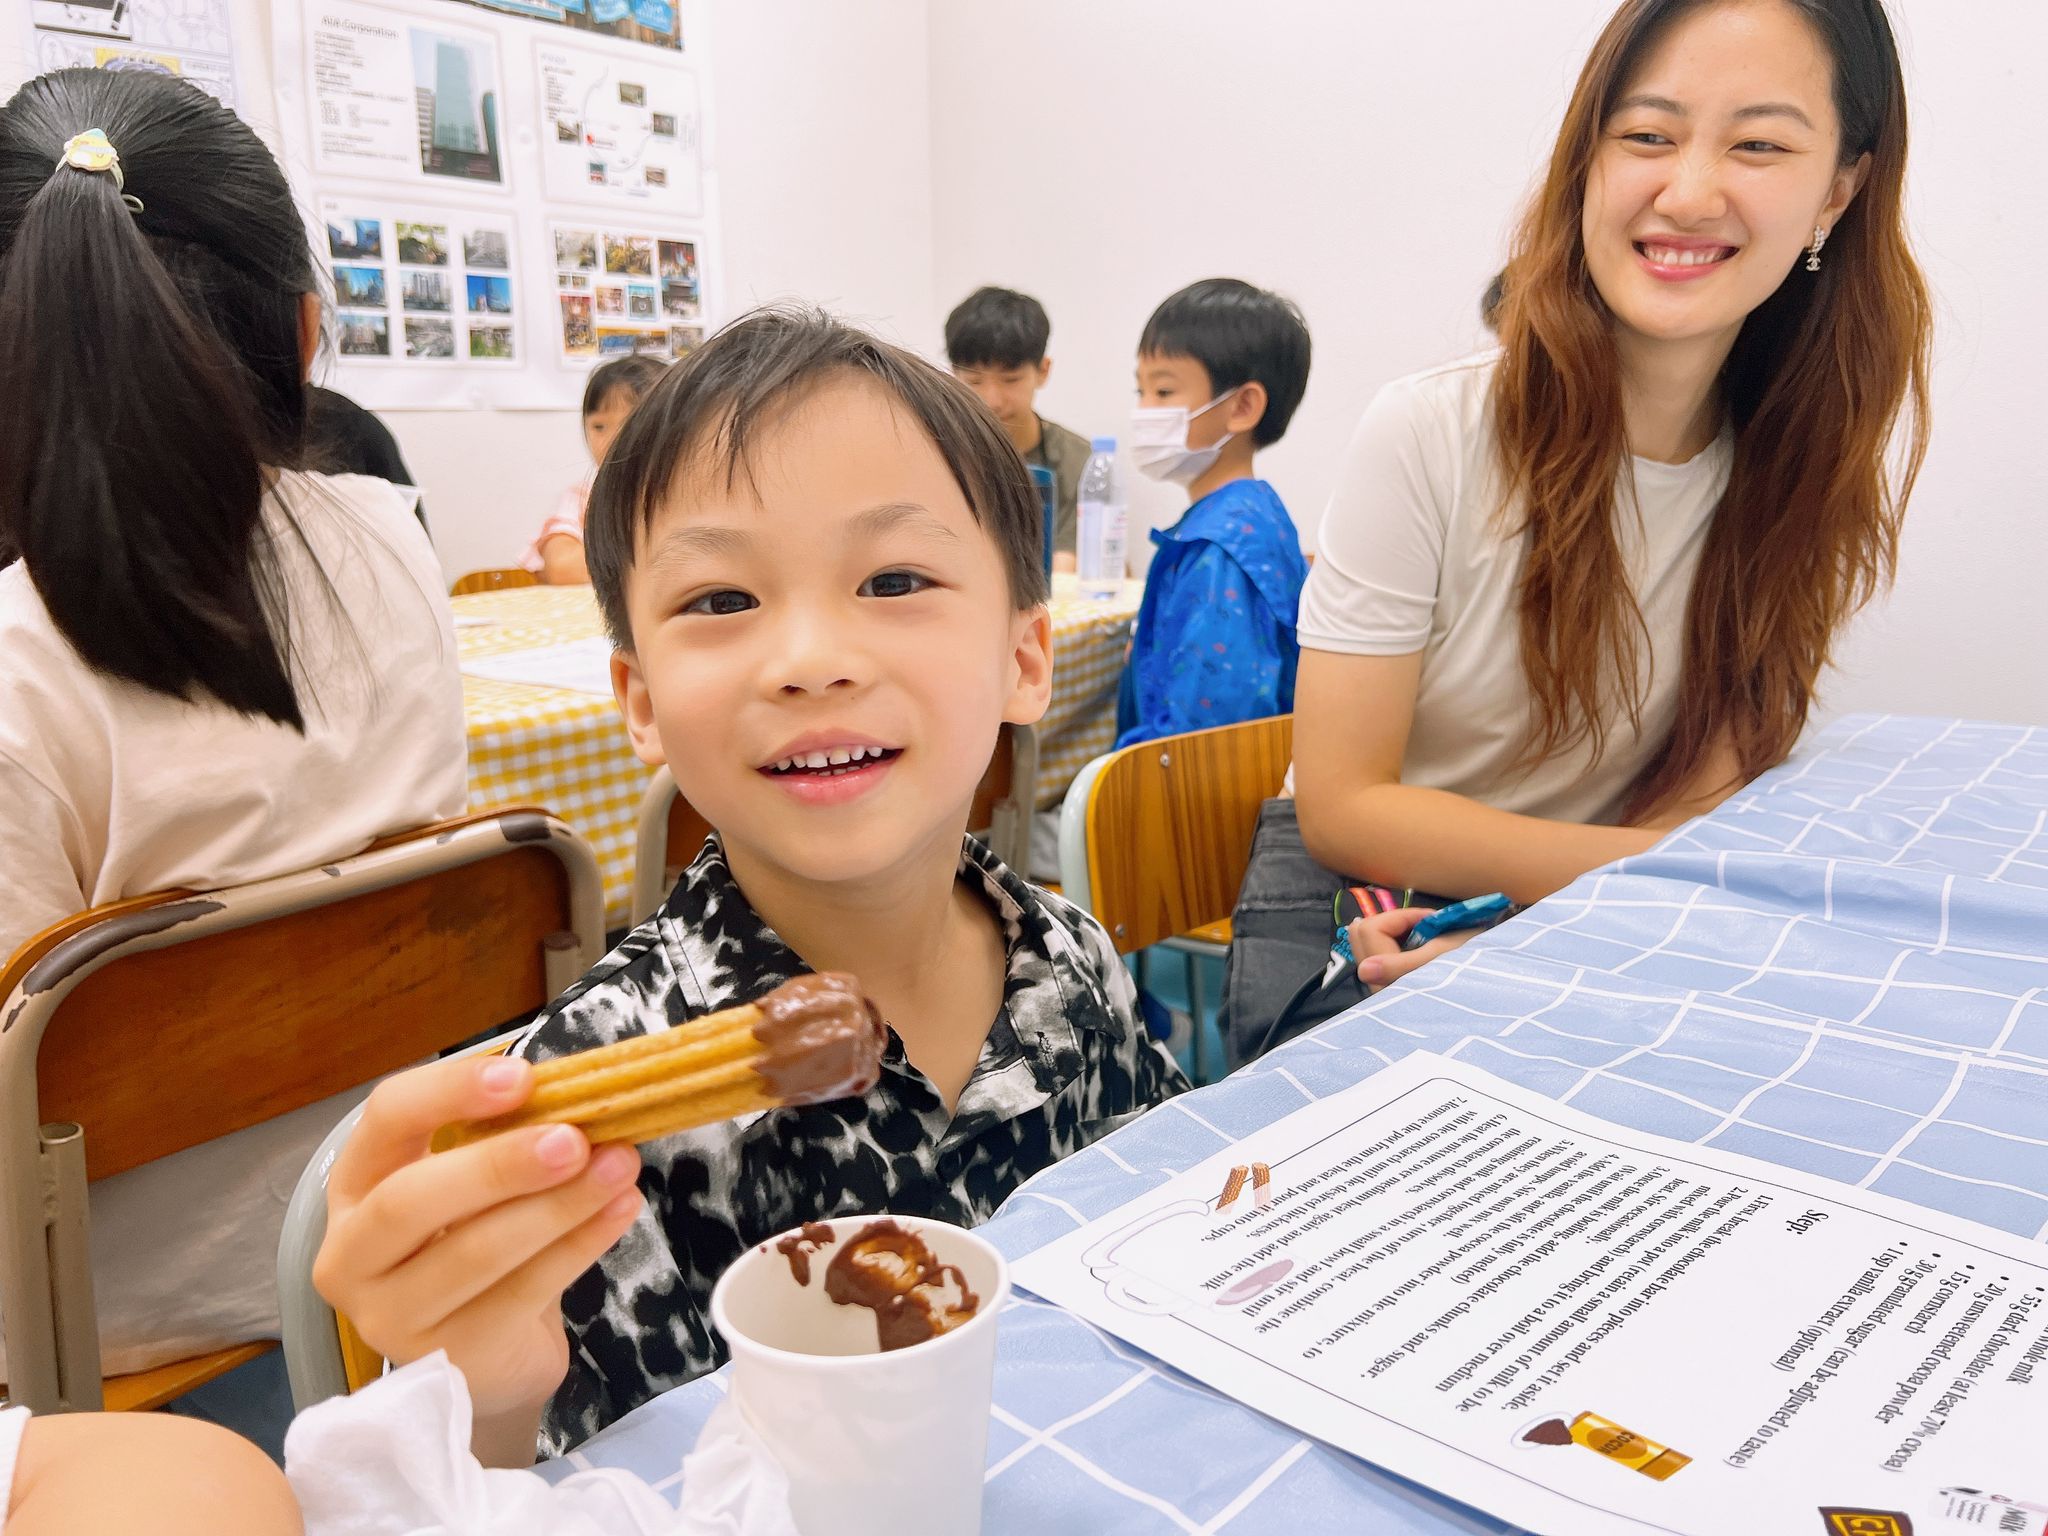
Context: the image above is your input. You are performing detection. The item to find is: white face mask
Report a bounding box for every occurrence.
[1129,390,1239,485]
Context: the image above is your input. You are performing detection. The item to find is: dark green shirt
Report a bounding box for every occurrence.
[1024,416,1091,555]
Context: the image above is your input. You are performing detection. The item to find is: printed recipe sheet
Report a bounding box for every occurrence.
[1014,1053,2048,1536]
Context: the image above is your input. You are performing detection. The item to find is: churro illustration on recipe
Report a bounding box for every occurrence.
[1215,1161,1274,1211]
[1518,1411,1691,1480]
[441,973,886,1148]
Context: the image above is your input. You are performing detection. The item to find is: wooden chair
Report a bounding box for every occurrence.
[450,567,538,596]
[1057,715,1294,1082]
[0,809,605,1415]
[969,723,1039,874]
[627,724,1040,924]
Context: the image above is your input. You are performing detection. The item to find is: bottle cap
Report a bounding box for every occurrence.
[1090,436,1116,452]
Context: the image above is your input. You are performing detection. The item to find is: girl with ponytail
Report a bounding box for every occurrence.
[0,70,466,1380]
[1233,0,1929,1057]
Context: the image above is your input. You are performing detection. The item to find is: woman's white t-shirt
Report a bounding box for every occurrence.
[0,469,467,1377]
[1297,352,1731,826]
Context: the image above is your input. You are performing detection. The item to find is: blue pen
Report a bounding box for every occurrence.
[1403,893,1515,951]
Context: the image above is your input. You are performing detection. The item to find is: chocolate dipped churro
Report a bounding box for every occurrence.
[443,973,886,1148]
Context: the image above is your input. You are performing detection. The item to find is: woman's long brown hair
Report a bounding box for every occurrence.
[1491,0,1930,820]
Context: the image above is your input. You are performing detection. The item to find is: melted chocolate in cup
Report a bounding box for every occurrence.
[752,972,888,1104]
[823,1217,981,1353]
[773,1222,838,1287]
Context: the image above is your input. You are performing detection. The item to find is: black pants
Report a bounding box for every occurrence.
[1217,799,1355,1069]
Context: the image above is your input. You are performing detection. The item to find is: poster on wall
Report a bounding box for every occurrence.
[552,221,701,364]
[443,0,682,53]
[536,42,702,214]
[323,201,522,366]
[28,0,238,108]
[306,2,508,189]
[272,0,719,409]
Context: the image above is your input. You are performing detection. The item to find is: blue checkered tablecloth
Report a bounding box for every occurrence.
[545,714,2048,1532]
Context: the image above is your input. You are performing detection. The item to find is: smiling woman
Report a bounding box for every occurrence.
[1225,0,1931,1062]
[1498,0,1929,817]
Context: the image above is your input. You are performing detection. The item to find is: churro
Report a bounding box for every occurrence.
[1216,1164,1250,1209]
[443,973,886,1148]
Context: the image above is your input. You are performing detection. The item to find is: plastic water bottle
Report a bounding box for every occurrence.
[1076,436,1126,600]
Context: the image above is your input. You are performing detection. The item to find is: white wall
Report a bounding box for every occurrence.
[926,0,2048,728]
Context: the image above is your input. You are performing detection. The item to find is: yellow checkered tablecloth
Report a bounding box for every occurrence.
[456,577,1140,924]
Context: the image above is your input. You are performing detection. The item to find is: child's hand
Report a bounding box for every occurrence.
[313,1056,644,1451]
[1347,908,1481,988]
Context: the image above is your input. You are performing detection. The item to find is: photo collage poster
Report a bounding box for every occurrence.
[552,223,702,363]
[324,202,521,366]
[442,0,680,52]
[28,0,239,109]
[274,0,716,409]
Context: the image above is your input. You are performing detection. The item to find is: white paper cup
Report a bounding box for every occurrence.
[709,1213,1009,1536]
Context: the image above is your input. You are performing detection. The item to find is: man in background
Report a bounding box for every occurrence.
[944,285,1089,569]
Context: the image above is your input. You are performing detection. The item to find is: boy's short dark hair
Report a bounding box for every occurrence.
[1138,278,1311,448]
[587,307,1050,647]
[943,286,1051,371]
[582,354,669,419]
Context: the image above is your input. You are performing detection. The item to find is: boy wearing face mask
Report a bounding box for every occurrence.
[1116,277,1312,748]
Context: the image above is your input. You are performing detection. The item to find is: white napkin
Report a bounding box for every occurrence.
[284,1353,800,1536]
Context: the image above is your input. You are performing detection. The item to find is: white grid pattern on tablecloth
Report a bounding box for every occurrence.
[456,580,1139,924]
[549,715,2048,1534]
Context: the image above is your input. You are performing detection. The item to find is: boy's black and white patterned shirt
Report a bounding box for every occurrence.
[515,835,1189,1455]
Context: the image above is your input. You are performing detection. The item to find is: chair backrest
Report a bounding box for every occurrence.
[630,724,1040,923]
[276,1100,379,1411]
[0,809,605,1413]
[278,1024,523,1413]
[1061,716,1294,954]
[631,766,714,925]
[967,723,1037,871]
[450,567,539,596]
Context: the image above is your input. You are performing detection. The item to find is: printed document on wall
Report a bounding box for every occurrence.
[306,2,509,190]
[29,0,238,109]
[537,41,701,214]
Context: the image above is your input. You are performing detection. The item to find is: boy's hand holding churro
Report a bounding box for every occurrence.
[312,974,886,1468]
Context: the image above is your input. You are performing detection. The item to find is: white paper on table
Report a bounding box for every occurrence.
[1013,1053,2048,1536]
[459,636,616,696]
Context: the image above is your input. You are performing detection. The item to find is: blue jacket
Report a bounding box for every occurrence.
[1115,478,1307,749]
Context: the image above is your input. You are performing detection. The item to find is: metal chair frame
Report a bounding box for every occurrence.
[0,811,603,1412]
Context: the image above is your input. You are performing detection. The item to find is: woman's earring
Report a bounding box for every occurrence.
[1806,225,1829,272]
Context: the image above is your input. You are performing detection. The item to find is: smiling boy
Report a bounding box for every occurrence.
[312,309,1186,1463]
